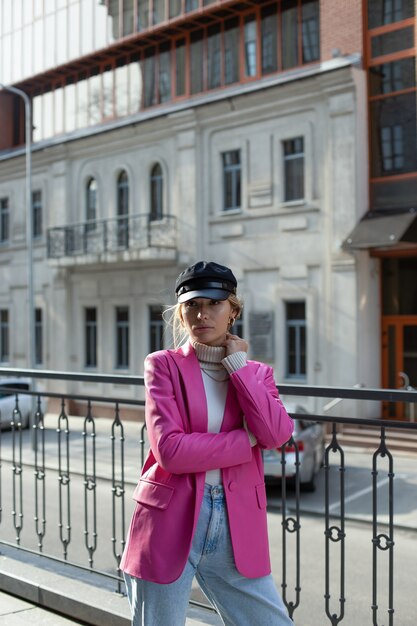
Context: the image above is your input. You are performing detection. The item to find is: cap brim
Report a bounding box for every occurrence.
[177,288,231,303]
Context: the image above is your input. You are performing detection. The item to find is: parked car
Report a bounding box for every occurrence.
[263,403,326,492]
[0,378,36,429]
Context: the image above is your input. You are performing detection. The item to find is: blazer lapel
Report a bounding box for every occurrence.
[169,342,208,433]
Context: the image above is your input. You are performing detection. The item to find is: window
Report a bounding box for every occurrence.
[149,305,164,352]
[115,307,129,368]
[143,47,156,107]
[32,190,42,239]
[261,4,278,75]
[222,150,241,211]
[283,137,305,202]
[86,178,97,231]
[207,24,221,90]
[117,170,129,248]
[158,43,171,103]
[175,39,186,96]
[35,308,43,365]
[282,0,299,69]
[85,307,97,368]
[224,18,240,85]
[244,14,257,77]
[190,30,204,94]
[302,0,320,63]
[368,0,415,29]
[286,302,306,378]
[0,198,10,244]
[150,163,164,221]
[0,310,9,362]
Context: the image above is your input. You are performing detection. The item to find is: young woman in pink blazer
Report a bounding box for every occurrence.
[121,261,294,625]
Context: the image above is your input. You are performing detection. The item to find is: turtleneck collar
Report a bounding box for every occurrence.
[192,341,226,370]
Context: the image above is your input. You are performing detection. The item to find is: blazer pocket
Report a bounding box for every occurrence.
[255,483,267,510]
[133,479,174,510]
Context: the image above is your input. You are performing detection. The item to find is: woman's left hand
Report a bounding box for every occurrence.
[223,333,248,355]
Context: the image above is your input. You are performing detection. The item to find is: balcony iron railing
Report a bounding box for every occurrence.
[0,367,416,625]
[47,214,176,259]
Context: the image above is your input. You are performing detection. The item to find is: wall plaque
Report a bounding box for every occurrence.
[249,311,274,362]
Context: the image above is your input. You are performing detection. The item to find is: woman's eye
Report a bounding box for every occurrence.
[210,300,221,305]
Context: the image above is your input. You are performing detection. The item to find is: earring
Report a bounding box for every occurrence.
[228,317,235,328]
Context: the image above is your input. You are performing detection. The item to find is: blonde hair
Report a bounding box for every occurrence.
[163,294,243,349]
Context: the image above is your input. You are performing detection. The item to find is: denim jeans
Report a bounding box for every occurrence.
[124,483,294,626]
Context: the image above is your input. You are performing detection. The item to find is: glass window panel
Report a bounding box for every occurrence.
[129,60,142,113]
[88,73,102,125]
[3,2,12,33]
[123,0,134,35]
[150,163,163,220]
[207,24,221,90]
[286,301,306,377]
[56,8,68,64]
[185,0,199,11]
[103,67,114,118]
[95,1,108,48]
[368,0,415,29]
[169,0,181,18]
[13,0,23,30]
[153,0,165,25]
[33,94,43,142]
[33,19,44,74]
[81,0,94,55]
[115,307,129,368]
[68,2,80,58]
[158,44,171,103]
[45,0,55,14]
[65,82,76,132]
[175,39,186,96]
[1,35,12,84]
[282,0,298,69]
[0,310,10,362]
[370,93,417,177]
[86,178,98,225]
[23,0,34,25]
[32,190,42,238]
[12,28,23,80]
[224,18,239,85]
[43,91,54,138]
[222,150,241,211]
[143,50,156,107]
[23,23,33,76]
[137,0,148,31]
[283,137,305,201]
[45,12,56,66]
[35,308,43,365]
[369,58,416,95]
[115,64,129,116]
[244,14,257,77]
[190,30,204,94]
[302,0,320,63]
[261,4,278,75]
[371,26,414,58]
[77,76,89,128]
[54,86,64,135]
[85,307,97,368]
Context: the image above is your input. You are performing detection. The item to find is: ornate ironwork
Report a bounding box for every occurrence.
[47,214,177,259]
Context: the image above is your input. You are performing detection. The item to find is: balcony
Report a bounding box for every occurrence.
[47,214,177,266]
[0,368,416,625]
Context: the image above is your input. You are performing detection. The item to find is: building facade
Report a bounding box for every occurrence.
[0,0,416,417]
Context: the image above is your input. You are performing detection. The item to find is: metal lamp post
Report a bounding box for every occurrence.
[0,83,35,371]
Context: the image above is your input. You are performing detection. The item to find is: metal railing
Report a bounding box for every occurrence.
[47,213,176,259]
[0,367,416,625]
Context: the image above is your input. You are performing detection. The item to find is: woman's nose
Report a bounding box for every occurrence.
[197,307,207,319]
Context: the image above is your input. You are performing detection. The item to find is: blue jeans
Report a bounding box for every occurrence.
[124,483,294,626]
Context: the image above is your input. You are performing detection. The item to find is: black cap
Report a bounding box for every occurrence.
[175,261,237,303]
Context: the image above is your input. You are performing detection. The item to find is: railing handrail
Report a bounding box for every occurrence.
[1,366,417,402]
[47,212,174,232]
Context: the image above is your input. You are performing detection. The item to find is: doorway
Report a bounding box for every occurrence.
[381,256,417,419]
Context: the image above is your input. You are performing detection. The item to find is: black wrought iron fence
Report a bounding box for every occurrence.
[0,367,416,625]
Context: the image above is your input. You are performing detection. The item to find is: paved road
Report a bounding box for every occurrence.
[0,417,416,625]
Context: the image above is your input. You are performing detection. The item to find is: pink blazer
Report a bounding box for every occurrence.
[120,341,293,584]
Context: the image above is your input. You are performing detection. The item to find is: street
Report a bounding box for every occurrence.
[0,420,416,625]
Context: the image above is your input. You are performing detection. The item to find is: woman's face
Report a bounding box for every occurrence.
[181,297,234,346]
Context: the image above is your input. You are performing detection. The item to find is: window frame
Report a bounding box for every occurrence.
[0,309,10,363]
[0,197,10,244]
[32,190,43,239]
[222,149,242,212]
[85,306,98,369]
[115,305,130,369]
[283,136,305,203]
[150,162,164,221]
[35,307,43,366]
[285,300,307,380]
[85,177,98,232]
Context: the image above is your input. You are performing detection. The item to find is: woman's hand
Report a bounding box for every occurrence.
[223,332,248,356]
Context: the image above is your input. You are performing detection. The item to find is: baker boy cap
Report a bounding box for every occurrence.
[175,261,237,303]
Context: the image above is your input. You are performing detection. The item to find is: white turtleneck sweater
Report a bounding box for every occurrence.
[193,342,251,485]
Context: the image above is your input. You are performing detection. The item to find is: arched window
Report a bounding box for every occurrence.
[150,163,163,221]
[86,178,97,232]
[117,170,129,248]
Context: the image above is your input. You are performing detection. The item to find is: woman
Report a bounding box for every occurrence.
[120,261,294,626]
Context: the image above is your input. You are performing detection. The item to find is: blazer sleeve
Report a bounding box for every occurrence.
[228,362,294,450]
[144,353,253,475]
